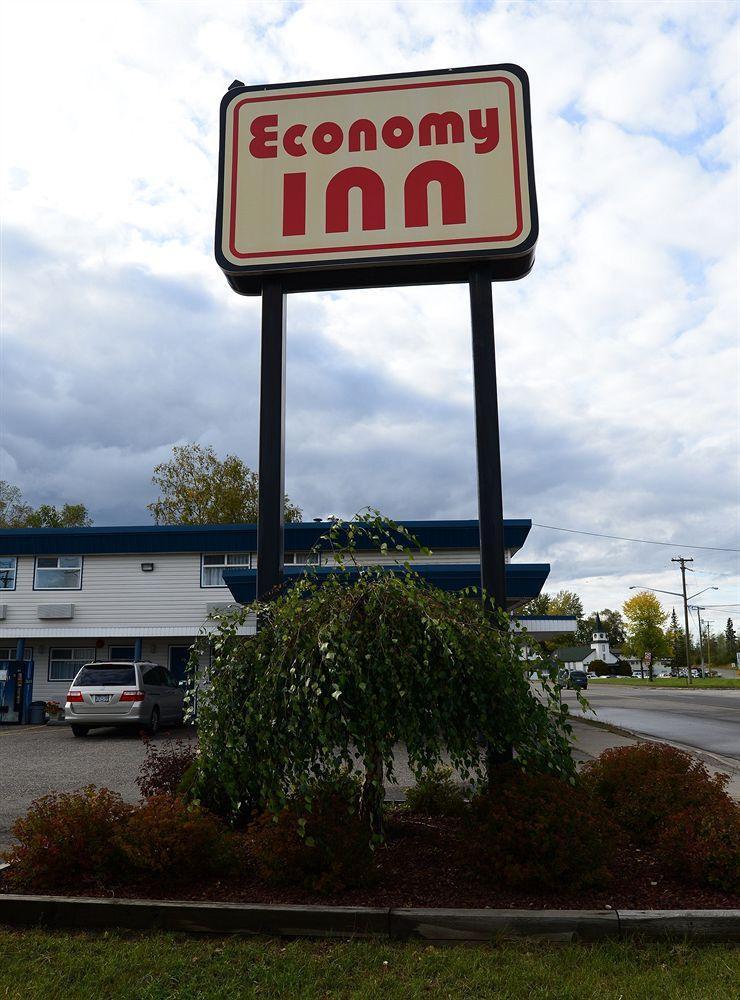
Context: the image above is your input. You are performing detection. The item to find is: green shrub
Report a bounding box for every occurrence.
[117,794,236,884]
[470,767,616,892]
[249,773,373,893]
[405,766,468,817]
[3,786,131,893]
[581,744,732,845]
[588,659,610,676]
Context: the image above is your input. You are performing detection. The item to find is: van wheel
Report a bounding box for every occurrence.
[147,707,160,737]
[71,725,89,738]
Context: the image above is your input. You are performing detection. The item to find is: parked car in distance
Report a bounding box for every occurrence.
[65,661,184,737]
[557,668,588,690]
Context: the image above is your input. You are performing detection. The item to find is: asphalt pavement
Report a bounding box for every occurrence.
[1,686,738,852]
[563,684,740,761]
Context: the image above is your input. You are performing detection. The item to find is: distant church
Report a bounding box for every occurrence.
[556,614,620,671]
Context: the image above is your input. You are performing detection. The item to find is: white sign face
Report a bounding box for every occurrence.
[216,65,537,281]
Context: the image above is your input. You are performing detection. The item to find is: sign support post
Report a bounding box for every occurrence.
[256,280,286,600]
[469,264,507,615]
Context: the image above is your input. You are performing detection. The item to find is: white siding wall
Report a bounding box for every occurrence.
[0,545,494,702]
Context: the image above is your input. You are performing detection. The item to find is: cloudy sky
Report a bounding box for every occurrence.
[1,0,738,628]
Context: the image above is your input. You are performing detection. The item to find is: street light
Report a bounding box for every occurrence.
[627,584,718,684]
[628,585,719,601]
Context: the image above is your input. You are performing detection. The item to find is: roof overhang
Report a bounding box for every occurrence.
[0,519,532,557]
[223,562,549,610]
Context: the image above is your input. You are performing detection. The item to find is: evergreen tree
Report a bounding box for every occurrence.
[667,608,685,674]
[724,618,737,665]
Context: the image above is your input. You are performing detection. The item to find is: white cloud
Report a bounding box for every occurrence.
[0,0,737,625]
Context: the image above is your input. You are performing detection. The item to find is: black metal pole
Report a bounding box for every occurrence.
[256,280,286,600]
[469,264,511,775]
[469,264,507,614]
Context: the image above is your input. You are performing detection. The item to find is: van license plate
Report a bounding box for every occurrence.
[93,695,111,703]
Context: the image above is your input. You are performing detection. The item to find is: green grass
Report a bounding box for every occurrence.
[590,677,740,689]
[0,929,738,999]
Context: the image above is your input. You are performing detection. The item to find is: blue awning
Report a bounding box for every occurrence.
[222,562,550,610]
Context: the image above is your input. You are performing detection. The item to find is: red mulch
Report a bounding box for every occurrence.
[3,810,738,909]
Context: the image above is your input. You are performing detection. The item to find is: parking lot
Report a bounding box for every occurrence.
[0,723,198,852]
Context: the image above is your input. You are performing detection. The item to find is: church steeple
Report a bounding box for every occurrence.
[593,611,609,653]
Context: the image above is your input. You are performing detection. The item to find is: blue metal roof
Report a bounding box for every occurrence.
[0,519,532,556]
[222,562,549,609]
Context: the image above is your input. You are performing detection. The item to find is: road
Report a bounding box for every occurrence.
[563,684,740,761]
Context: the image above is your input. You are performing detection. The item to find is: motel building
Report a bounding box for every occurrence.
[0,519,574,723]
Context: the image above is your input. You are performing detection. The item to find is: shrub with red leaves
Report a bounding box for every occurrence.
[249,775,374,894]
[580,744,732,844]
[470,767,616,892]
[582,744,740,892]
[117,794,236,884]
[655,796,740,892]
[136,735,198,799]
[3,786,132,893]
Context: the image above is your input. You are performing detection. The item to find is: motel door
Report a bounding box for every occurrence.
[168,646,191,684]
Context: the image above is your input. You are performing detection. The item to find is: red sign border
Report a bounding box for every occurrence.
[226,75,524,262]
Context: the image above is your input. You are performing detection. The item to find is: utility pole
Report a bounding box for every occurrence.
[672,556,694,685]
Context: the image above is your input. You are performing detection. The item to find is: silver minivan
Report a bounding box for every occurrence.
[64,660,185,737]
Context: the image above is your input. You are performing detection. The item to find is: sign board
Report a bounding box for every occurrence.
[216,64,537,293]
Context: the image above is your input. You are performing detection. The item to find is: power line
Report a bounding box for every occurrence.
[532,523,740,553]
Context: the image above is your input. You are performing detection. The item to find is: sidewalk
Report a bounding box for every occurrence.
[569,717,740,800]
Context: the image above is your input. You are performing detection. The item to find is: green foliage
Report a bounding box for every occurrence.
[470,766,616,891]
[248,771,373,893]
[3,786,131,893]
[588,659,610,676]
[404,766,468,817]
[147,443,301,525]
[0,480,92,528]
[191,511,575,838]
[721,618,737,665]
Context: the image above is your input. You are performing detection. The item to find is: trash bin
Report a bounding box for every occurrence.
[29,700,46,725]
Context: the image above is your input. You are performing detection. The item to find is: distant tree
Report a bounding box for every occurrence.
[147,443,302,525]
[548,589,585,620]
[23,503,92,527]
[723,619,737,666]
[622,591,669,681]
[519,592,551,616]
[0,481,91,528]
[667,608,686,675]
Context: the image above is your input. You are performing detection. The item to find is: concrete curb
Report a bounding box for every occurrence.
[0,895,738,942]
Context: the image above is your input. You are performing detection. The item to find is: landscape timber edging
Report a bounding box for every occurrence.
[0,895,739,942]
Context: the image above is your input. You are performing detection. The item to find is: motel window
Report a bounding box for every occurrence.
[34,555,83,590]
[0,647,33,662]
[0,557,17,590]
[109,645,135,661]
[284,552,320,565]
[201,553,252,587]
[48,647,95,682]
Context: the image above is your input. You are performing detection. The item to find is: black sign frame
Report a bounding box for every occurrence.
[215,63,538,295]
